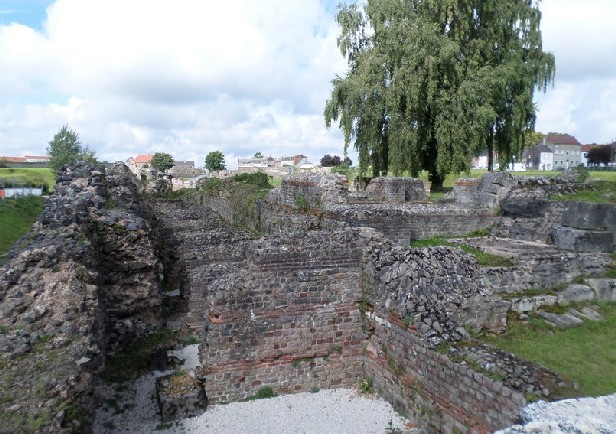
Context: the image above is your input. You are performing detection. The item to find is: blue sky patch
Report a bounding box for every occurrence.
[0,0,54,30]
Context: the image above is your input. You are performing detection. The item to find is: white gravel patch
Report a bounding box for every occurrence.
[181,389,413,434]
[496,394,616,434]
[93,382,414,434]
[93,344,414,434]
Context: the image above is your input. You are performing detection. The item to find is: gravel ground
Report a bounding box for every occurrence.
[93,345,415,434]
[93,382,414,434]
[496,394,616,434]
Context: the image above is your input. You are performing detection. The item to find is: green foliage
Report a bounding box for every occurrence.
[409,236,514,266]
[325,0,555,187]
[586,146,612,166]
[0,168,55,191]
[205,151,226,172]
[232,172,272,189]
[197,178,222,194]
[293,195,310,212]
[359,378,373,393]
[576,166,590,183]
[47,125,96,172]
[150,152,175,173]
[483,302,616,397]
[551,181,616,204]
[0,196,45,263]
[244,386,276,401]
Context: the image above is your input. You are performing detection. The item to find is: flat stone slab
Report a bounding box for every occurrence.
[569,306,602,321]
[156,372,207,422]
[557,284,595,305]
[538,311,583,330]
[587,279,616,302]
[510,295,557,313]
[552,227,613,253]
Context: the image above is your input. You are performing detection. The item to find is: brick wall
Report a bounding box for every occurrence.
[195,230,367,403]
[363,311,526,433]
[327,204,498,245]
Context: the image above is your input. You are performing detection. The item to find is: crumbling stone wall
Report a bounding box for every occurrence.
[0,162,163,432]
[269,172,349,208]
[327,203,498,245]
[349,177,429,203]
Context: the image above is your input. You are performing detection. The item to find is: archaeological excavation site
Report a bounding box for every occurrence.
[1,162,615,433]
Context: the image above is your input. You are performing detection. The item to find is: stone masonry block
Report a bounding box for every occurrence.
[552,227,613,253]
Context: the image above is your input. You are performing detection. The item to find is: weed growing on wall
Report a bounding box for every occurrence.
[243,386,276,401]
[359,378,373,394]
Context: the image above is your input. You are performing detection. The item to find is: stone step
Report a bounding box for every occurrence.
[537,311,583,329]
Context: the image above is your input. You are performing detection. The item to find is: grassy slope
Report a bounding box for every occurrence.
[483,303,616,397]
[0,169,53,263]
[0,196,45,264]
[0,168,55,191]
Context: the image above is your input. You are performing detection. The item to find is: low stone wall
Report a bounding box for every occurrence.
[269,172,349,209]
[363,311,526,433]
[363,177,429,203]
[562,201,616,247]
[327,203,498,245]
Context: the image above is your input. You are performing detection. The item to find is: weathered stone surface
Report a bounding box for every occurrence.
[156,373,207,422]
[0,162,162,432]
[552,227,613,253]
[500,198,551,218]
[363,177,428,203]
[510,295,557,313]
[557,284,595,305]
[569,306,603,321]
[538,311,583,329]
[586,278,616,301]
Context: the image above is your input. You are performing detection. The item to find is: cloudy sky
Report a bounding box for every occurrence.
[1,0,615,169]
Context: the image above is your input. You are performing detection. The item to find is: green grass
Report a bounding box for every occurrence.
[483,303,616,397]
[410,236,514,266]
[0,196,45,263]
[243,386,276,401]
[551,180,616,204]
[588,170,616,182]
[269,177,282,187]
[0,168,55,191]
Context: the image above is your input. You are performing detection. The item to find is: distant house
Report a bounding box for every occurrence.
[126,154,153,176]
[523,144,554,171]
[580,144,595,167]
[0,156,27,164]
[542,133,582,169]
[24,155,50,163]
[296,156,314,170]
[237,157,272,173]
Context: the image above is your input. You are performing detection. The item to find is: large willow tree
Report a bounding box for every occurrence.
[324,0,555,188]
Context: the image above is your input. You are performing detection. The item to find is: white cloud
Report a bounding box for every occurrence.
[0,0,348,166]
[535,0,616,144]
[2,0,614,169]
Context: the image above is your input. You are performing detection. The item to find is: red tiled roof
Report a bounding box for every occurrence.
[0,156,27,163]
[546,133,581,146]
[581,144,596,152]
[135,154,153,164]
[24,155,50,160]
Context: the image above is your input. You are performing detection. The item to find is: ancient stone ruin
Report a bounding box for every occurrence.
[0,164,614,433]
